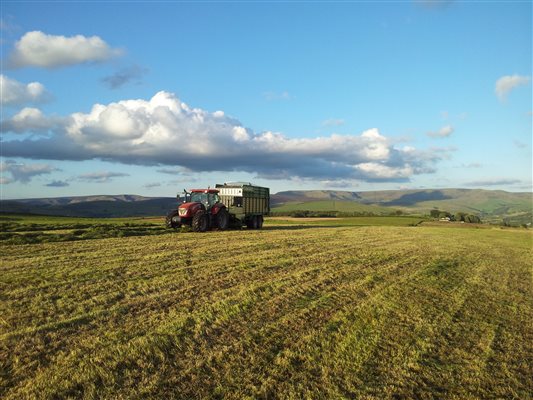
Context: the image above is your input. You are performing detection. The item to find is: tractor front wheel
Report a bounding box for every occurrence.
[192,210,209,232]
[166,210,181,229]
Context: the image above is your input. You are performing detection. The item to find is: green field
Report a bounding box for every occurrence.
[1,216,532,399]
[0,214,166,245]
[272,200,392,215]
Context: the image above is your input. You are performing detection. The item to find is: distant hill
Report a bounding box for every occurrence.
[271,189,532,222]
[0,195,177,218]
[272,190,361,204]
[271,200,391,215]
[1,189,531,222]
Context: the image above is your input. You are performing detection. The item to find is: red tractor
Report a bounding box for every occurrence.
[166,189,229,232]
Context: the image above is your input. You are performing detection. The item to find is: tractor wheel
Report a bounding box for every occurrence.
[246,216,254,229]
[192,210,209,232]
[247,215,258,229]
[165,210,181,229]
[216,208,229,230]
[257,215,264,229]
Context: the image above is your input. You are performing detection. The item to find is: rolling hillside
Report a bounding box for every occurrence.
[1,189,530,221]
[271,200,392,215]
[271,189,532,222]
[0,195,177,218]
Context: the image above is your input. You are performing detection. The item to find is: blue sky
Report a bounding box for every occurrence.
[1,0,531,199]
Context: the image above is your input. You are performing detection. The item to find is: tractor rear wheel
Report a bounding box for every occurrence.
[216,208,229,230]
[166,210,181,229]
[192,210,209,232]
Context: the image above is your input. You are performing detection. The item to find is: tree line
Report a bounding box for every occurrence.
[429,209,481,223]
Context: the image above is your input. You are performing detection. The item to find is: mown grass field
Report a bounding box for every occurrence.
[1,216,532,399]
[0,214,166,245]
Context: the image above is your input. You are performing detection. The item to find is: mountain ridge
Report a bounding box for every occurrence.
[1,189,531,219]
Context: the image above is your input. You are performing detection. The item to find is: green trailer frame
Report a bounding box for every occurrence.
[215,182,270,228]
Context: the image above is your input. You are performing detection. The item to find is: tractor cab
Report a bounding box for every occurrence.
[189,189,221,210]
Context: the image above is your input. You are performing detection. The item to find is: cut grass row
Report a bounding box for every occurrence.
[1,223,531,398]
[0,214,425,245]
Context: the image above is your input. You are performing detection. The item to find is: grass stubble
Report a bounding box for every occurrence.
[1,218,532,399]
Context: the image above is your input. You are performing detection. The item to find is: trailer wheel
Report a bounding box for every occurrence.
[257,215,264,229]
[246,216,255,229]
[165,210,181,229]
[247,215,260,229]
[192,210,209,232]
[216,208,229,230]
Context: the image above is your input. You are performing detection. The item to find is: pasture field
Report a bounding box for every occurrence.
[1,217,532,399]
[271,200,392,215]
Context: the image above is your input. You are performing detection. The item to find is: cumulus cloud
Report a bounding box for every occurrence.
[45,180,69,187]
[0,107,64,134]
[427,125,454,138]
[0,159,58,183]
[8,31,123,69]
[1,75,52,106]
[1,91,446,183]
[102,65,148,89]
[77,171,130,183]
[495,75,531,102]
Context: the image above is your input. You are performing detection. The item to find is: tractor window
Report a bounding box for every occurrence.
[211,193,220,204]
[191,193,208,203]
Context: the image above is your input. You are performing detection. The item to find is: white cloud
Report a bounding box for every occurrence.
[320,180,358,189]
[1,107,61,133]
[143,182,161,188]
[459,162,482,169]
[0,75,51,106]
[427,125,454,138]
[322,118,345,127]
[495,75,531,102]
[465,178,521,187]
[0,159,57,183]
[1,91,446,183]
[262,91,291,101]
[8,31,123,69]
[77,171,130,183]
[355,162,414,179]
